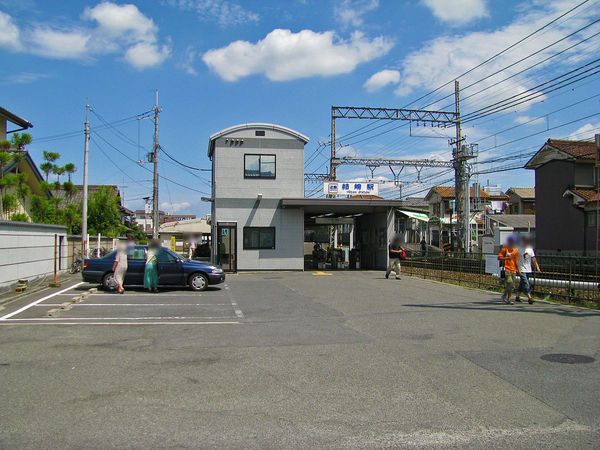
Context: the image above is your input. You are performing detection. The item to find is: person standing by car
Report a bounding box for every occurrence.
[111,241,128,294]
[498,235,520,304]
[516,235,541,304]
[385,235,405,280]
[144,240,160,293]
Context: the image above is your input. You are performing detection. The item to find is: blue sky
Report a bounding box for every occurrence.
[1,0,599,216]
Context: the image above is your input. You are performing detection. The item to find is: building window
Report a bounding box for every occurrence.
[244,154,276,179]
[243,227,276,249]
[585,211,597,228]
[255,130,265,136]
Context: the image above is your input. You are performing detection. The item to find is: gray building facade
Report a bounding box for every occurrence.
[208,123,309,270]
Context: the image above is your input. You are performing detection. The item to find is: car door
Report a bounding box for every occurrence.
[125,246,146,285]
[157,249,183,285]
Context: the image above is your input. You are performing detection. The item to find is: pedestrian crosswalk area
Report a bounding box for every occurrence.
[0,282,241,325]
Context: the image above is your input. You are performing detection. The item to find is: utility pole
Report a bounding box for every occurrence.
[452,80,468,253]
[152,89,159,240]
[330,106,336,181]
[81,100,91,258]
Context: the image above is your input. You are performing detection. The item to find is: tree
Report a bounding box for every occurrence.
[0,174,17,219]
[10,133,31,176]
[40,162,53,182]
[11,132,31,151]
[87,186,123,237]
[10,213,29,222]
[62,181,78,203]
[2,193,18,218]
[64,162,76,182]
[52,165,65,184]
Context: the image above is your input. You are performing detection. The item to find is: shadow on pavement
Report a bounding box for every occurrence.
[402,302,600,318]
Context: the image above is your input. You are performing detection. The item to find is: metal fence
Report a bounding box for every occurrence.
[401,252,600,307]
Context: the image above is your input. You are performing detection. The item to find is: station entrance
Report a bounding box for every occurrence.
[281,198,407,270]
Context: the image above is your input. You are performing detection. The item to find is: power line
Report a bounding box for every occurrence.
[92,131,210,195]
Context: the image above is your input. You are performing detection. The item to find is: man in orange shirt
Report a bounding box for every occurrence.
[498,235,521,304]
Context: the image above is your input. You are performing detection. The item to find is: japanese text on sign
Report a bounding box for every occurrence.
[324,181,379,196]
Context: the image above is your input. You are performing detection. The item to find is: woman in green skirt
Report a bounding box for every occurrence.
[144,240,160,293]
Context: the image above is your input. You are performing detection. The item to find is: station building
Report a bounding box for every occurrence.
[208,123,411,271]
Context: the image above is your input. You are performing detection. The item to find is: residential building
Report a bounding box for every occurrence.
[525,138,598,253]
[425,185,508,248]
[505,187,535,214]
[158,217,211,253]
[0,106,33,141]
[488,214,536,251]
[1,152,49,221]
[133,209,166,232]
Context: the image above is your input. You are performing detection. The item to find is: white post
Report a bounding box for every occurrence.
[86,234,89,256]
[349,223,354,250]
[97,233,100,258]
[334,226,338,248]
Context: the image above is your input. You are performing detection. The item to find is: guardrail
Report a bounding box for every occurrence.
[401,252,599,307]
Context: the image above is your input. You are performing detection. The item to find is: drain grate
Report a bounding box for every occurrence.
[541,353,596,364]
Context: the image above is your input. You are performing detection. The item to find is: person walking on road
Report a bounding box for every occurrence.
[111,241,128,294]
[420,237,427,257]
[516,235,541,304]
[498,235,520,304]
[385,235,405,280]
[144,239,160,293]
[188,236,197,259]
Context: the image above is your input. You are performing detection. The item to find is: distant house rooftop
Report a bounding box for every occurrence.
[425,186,508,201]
[0,106,33,132]
[489,214,536,229]
[525,139,597,169]
[506,187,535,199]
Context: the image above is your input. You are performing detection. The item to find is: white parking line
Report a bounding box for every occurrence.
[4,316,237,321]
[34,303,231,307]
[0,321,240,326]
[0,282,84,320]
[231,302,244,319]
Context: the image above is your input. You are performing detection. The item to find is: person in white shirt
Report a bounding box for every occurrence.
[188,236,197,259]
[516,235,541,304]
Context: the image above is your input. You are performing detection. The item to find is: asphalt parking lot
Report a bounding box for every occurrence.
[0,271,598,448]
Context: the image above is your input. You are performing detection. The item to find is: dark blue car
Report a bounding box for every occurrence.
[82,245,225,291]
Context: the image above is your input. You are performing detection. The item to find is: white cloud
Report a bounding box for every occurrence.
[334,0,379,28]
[180,46,198,75]
[28,27,90,59]
[125,42,171,69]
[83,2,157,43]
[203,29,393,82]
[0,10,22,51]
[391,0,600,112]
[421,0,488,26]
[164,0,259,26]
[514,115,545,125]
[161,201,191,212]
[0,3,169,69]
[568,122,600,140]
[3,71,50,84]
[364,69,400,92]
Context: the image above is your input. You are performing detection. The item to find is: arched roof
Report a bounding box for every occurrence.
[208,123,309,157]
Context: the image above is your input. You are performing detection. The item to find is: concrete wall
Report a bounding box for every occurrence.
[216,199,303,270]
[0,221,68,288]
[212,125,306,270]
[535,160,584,251]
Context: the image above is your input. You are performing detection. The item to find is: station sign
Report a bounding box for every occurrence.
[324,181,379,196]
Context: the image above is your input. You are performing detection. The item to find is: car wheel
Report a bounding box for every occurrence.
[102,272,117,291]
[189,272,208,291]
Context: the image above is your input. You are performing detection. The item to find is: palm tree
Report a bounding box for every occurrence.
[43,150,60,164]
[63,162,76,182]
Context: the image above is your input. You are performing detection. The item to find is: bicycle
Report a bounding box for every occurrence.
[70,253,83,274]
